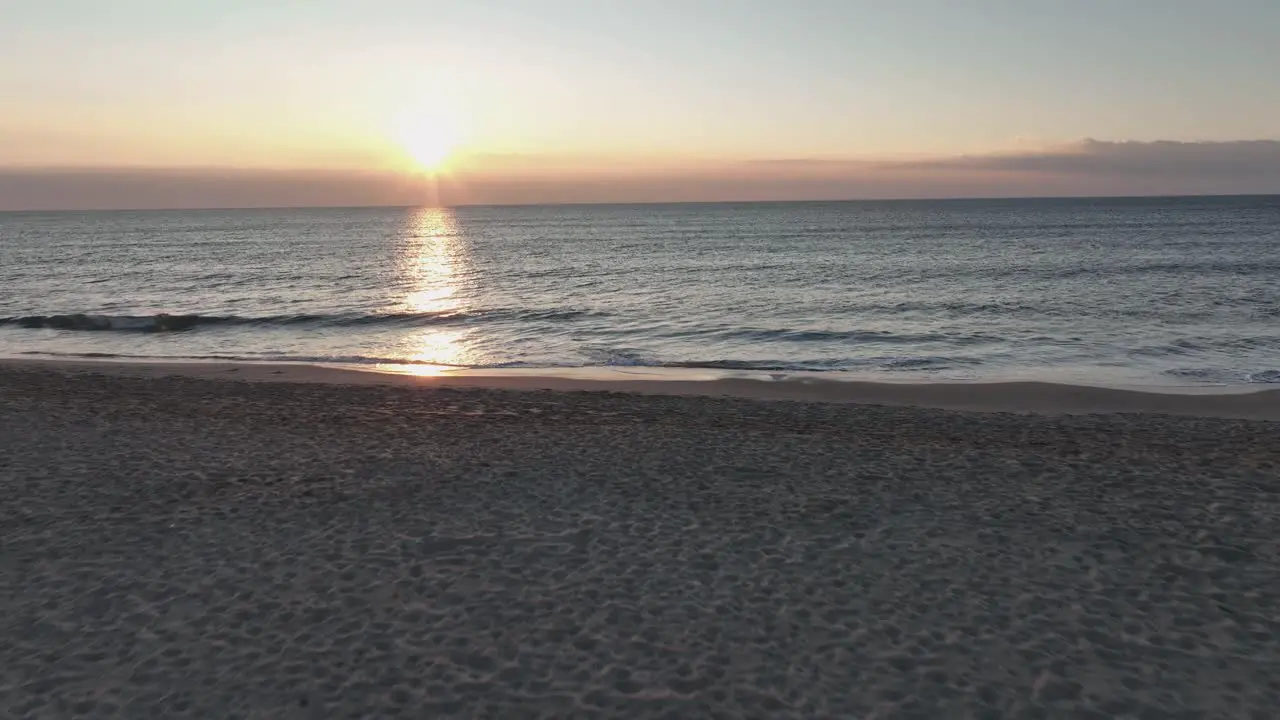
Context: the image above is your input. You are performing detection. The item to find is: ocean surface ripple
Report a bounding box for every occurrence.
[2,196,1278,385]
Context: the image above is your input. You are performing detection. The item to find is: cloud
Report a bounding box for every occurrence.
[2,140,1278,210]
[0,167,438,211]
[0,165,1087,209]
[896,139,1280,179]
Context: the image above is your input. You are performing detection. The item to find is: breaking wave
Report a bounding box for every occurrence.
[0,308,607,333]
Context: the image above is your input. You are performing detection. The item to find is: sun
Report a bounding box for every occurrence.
[397,114,459,172]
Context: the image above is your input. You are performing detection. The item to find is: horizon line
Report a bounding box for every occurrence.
[1,192,1277,215]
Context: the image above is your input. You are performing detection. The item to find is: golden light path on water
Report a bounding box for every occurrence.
[377,208,474,377]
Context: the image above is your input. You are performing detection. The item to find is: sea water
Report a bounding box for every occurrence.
[2,196,1277,386]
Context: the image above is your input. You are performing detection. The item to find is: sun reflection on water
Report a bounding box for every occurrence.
[380,208,475,376]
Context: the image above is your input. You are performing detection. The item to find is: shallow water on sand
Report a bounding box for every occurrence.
[1,196,1278,385]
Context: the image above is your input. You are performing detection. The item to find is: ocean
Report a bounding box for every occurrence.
[2,196,1278,386]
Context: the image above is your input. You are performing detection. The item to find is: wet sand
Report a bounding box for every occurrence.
[2,361,1278,718]
[3,357,1279,419]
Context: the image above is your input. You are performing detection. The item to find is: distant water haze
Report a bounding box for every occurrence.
[2,197,1277,387]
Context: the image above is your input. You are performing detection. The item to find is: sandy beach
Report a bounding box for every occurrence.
[2,360,1278,718]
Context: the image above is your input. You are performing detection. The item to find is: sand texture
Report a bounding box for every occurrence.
[1,365,1278,718]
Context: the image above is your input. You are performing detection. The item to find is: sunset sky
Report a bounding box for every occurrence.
[3,0,1278,209]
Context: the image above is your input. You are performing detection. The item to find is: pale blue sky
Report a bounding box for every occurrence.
[2,1,1278,207]
[4,1,1277,162]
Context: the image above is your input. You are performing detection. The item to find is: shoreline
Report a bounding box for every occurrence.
[4,356,1278,420]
